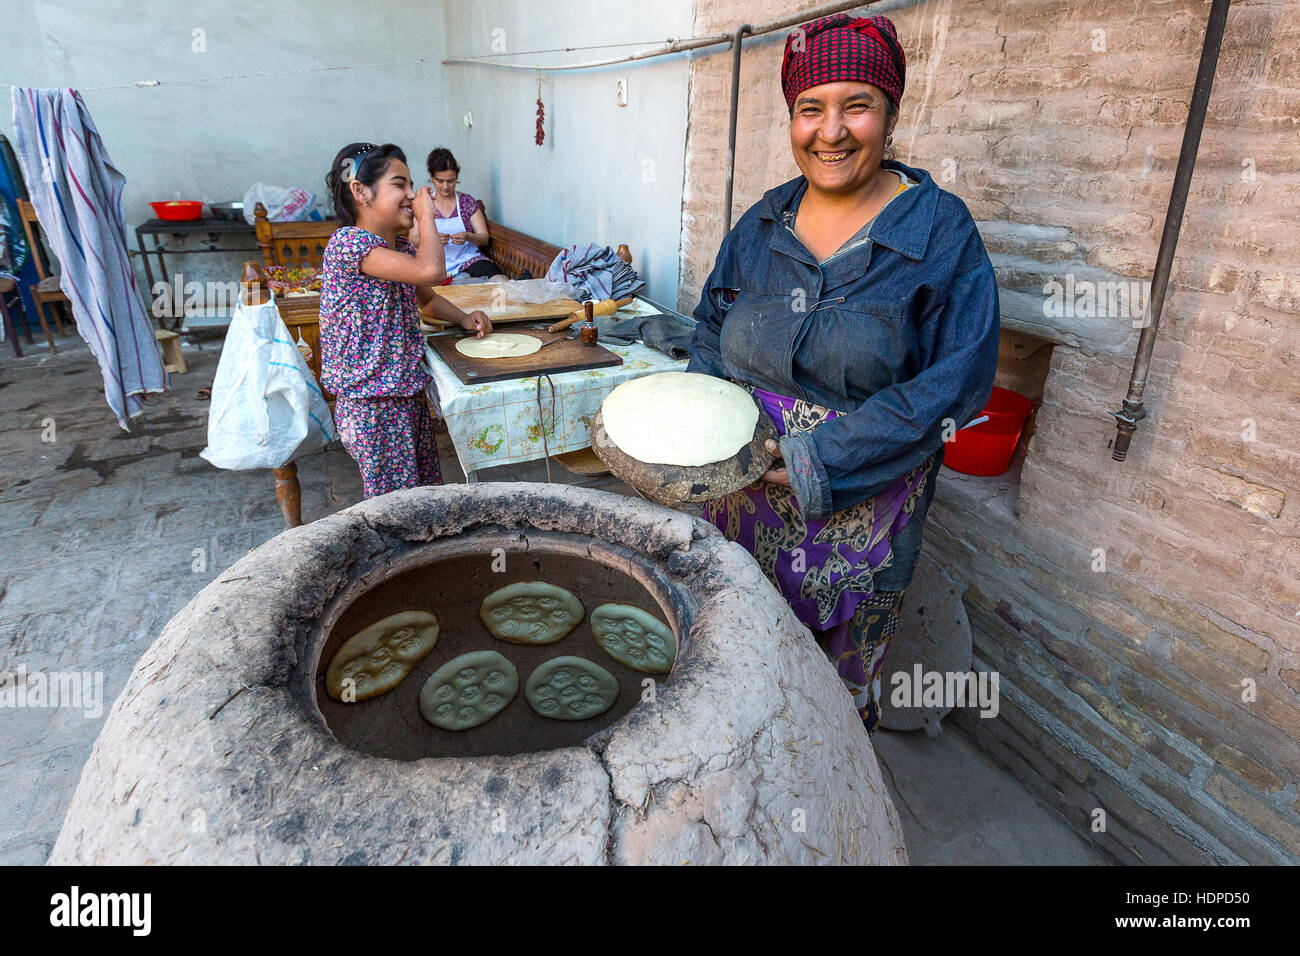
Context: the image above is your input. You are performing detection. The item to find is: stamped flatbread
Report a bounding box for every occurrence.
[480,581,584,645]
[525,655,619,721]
[325,610,439,702]
[419,650,519,731]
[590,603,675,674]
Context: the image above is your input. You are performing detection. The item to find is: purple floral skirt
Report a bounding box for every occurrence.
[703,386,931,727]
[335,394,442,499]
[702,385,931,631]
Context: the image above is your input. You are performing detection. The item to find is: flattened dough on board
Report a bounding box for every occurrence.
[325,610,440,702]
[480,581,584,645]
[454,333,542,359]
[525,655,619,721]
[419,650,519,731]
[590,603,676,674]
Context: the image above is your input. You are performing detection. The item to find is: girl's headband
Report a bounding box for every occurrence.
[340,144,380,183]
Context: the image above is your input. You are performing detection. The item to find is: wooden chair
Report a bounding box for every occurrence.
[17,199,71,351]
[0,277,21,357]
[252,202,338,271]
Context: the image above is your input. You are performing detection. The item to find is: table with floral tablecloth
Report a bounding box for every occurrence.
[423,300,688,479]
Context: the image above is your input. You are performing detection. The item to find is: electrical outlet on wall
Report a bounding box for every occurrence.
[617,78,628,107]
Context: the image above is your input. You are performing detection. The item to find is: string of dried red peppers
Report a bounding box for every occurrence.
[535,91,545,146]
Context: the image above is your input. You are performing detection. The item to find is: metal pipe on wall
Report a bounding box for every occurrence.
[722,24,752,234]
[1111,0,1231,462]
[443,0,877,72]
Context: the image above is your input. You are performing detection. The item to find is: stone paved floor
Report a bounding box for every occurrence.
[873,726,1106,865]
[0,333,1104,865]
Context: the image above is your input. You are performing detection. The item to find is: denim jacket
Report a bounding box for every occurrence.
[687,160,1000,521]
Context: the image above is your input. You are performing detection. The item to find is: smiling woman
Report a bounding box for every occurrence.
[687,14,1001,733]
[788,81,901,262]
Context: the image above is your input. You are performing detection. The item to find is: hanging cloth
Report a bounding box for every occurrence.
[10,87,166,429]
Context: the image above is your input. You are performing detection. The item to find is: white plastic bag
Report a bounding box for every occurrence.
[200,297,336,470]
[242,182,317,223]
[500,278,573,304]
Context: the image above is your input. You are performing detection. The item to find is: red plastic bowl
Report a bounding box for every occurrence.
[150,200,203,221]
[943,387,1035,476]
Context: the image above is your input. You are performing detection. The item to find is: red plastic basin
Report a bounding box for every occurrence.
[943,387,1035,476]
[150,201,203,221]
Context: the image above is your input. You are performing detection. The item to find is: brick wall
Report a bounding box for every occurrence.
[680,0,1300,863]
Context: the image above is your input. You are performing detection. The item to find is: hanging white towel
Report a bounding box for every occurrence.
[11,87,166,429]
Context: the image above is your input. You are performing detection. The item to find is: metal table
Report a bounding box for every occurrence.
[133,216,259,329]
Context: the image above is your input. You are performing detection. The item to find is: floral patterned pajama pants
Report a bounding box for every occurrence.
[810,589,906,733]
[334,395,442,499]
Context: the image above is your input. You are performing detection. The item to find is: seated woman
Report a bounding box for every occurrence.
[688,14,1000,733]
[425,147,505,284]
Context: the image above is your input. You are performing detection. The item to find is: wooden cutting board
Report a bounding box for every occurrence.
[428,328,623,384]
[432,282,581,323]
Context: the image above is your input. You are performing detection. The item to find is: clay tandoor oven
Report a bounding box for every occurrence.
[52,483,907,865]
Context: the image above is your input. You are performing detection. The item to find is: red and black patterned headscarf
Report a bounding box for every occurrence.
[780,13,906,112]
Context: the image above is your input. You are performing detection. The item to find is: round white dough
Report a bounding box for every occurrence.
[455,333,542,359]
[600,371,760,467]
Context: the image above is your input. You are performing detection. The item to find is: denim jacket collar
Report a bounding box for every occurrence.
[757,159,938,262]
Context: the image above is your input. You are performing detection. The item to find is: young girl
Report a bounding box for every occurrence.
[320,142,492,498]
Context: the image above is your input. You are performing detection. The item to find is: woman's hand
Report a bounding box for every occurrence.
[439,233,450,246]
[461,310,492,337]
[449,232,468,245]
[756,438,790,486]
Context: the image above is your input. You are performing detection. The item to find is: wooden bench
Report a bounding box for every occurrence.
[484,220,562,280]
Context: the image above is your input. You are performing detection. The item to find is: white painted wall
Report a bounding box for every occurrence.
[439,0,695,301]
[1,0,450,298]
[2,0,697,305]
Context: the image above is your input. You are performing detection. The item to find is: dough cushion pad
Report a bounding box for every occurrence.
[590,603,675,674]
[590,371,777,505]
[419,650,519,731]
[525,656,619,721]
[325,610,440,702]
[480,582,585,644]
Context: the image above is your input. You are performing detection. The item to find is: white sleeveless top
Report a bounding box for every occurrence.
[434,192,481,276]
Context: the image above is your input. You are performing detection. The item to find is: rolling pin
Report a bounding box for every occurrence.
[548,296,633,332]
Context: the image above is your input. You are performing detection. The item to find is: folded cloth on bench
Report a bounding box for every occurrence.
[545,242,645,302]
